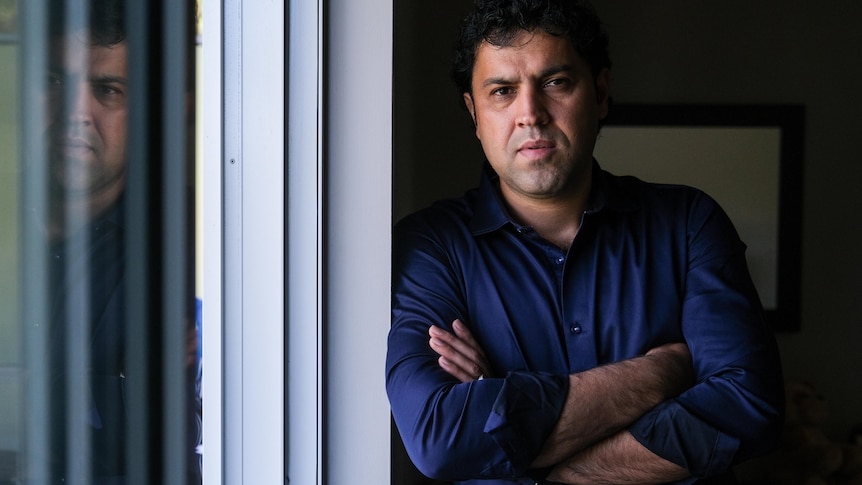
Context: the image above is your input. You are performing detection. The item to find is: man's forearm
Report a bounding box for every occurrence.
[547,430,689,485]
[531,343,692,468]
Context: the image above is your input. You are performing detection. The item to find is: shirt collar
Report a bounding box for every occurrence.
[470,159,639,236]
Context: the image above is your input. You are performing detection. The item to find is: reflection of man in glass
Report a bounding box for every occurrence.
[44,1,200,483]
[46,6,128,242]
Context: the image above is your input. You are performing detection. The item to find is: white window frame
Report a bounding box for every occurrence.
[202,0,392,483]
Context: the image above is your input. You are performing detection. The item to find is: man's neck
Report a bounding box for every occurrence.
[500,172,592,252]
[49,179,125,242]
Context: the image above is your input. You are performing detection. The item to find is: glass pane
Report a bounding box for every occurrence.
[2,1,202,483]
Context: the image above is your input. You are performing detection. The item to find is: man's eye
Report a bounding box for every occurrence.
[491,87,513,96]
[544,78,568,88]
[95,85,121,96]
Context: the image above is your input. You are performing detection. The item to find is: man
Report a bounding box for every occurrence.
[385,1,785,484]
[43,1,200,482]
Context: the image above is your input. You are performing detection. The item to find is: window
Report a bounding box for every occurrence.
[3,1,199,482]
[2,1,392,482]
[216,0,391,482]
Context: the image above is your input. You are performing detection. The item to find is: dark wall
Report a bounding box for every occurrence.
[393,1,484,223]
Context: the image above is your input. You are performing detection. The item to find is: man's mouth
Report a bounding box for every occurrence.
[518,139,556,159]
[56,138,94,158]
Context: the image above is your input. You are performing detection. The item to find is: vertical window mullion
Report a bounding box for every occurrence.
[124,3,157,482]
[160,0,192,482]
[19,0,50,479]
[125,2,192,483]
[200,0,225,481]
[238,0,285,482]
[221,0,287,481]
[200,0,224,485]
[124,2,154,480]
[221,0,243,481]
[287,0,323,483]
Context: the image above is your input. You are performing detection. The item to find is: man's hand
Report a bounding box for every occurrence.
[429,319,492,383]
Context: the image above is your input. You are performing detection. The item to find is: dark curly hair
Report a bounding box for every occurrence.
[48,0,127,46]
[452,0,611,96]
[48,0,198,48]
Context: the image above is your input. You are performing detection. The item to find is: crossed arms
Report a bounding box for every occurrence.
[431,320,692,484]
[387,187,785,483]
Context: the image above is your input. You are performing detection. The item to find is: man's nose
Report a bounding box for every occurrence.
[515,86,549,127]
[66,84,94,125]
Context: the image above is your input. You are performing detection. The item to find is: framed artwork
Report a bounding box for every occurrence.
[594,104,804,331]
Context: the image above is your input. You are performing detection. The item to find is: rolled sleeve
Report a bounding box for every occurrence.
[387,335,568,479]
[630,400,739,478]
[630,193,784,478]
[483,372,569,473]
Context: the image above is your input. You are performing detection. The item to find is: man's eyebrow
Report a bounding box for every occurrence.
[90,75,128,85]
[481,76,514,88]
[539,64,575,78]
[480,64,575,88]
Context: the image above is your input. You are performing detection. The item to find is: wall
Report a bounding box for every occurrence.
[394,0,862,442]
[393,1,483,223]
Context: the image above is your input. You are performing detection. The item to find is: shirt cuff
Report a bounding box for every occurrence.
[630,400,740,478]
[482,371,569,474]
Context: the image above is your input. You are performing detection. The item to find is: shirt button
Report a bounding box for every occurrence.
[569,323,582,334]
[556,256,565,264]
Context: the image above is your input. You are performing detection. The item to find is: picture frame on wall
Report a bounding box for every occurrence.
[594,104,804,331]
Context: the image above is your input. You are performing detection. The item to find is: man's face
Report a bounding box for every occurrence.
[464,30,610,202]
[46,33,128,202]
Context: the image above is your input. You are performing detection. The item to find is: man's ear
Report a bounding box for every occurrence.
[595,68,611,121]
[463,92,478,129]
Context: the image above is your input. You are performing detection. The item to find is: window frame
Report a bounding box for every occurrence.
[203,0,392,482]
[202,0,288,483]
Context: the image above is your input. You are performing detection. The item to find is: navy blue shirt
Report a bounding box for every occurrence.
[49,199,127,480]
[386,162,784,484]
[47,197,202,484]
